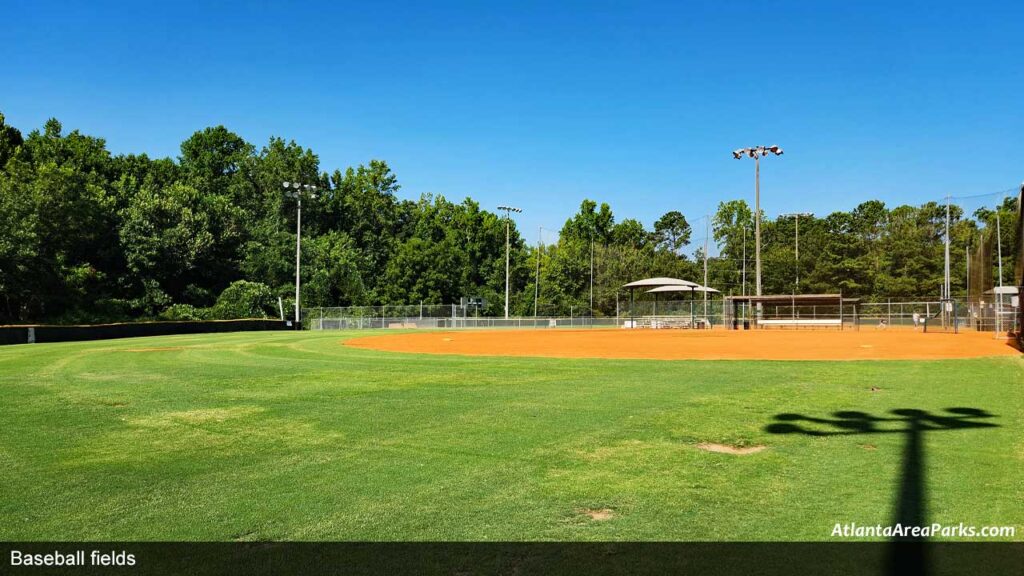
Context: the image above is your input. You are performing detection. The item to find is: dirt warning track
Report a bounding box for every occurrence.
[345,328,1021,361]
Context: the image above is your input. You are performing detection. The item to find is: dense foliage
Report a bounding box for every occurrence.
[0,113,1016,323]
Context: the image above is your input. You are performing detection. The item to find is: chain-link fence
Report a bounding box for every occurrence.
[304,298,1019,333]
[858,299,1018,332]
[304,300,728,330]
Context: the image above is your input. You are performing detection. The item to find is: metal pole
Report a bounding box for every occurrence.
[794,214,800,291]
[944,197,951,300]
[703,216,709,320]
[755,155,761,297]
[504,216,510,320]
[295,196,302,324]
[742,226,747,297]
[996,211,1004,334]
[534,226,541,318]
[590,234,594,317]
[966,246,970,301]
[497,205,522,320]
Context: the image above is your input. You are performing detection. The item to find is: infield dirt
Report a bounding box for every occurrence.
[345,328,1020,361]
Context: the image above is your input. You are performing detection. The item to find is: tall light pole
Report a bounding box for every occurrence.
[944,196,952,301]
[780,212,813,292]
[741,225,747,297]
[733,145,783,298]
[534,226,543,318]
[996,208,1004,334]
[590,232,595,317]
[702,216,710,319]
[497,205,522,319]
[284,181,317,325]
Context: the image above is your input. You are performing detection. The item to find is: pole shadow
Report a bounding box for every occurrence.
[765,407,998,576]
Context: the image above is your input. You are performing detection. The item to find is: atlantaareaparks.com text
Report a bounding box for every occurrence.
[832,522,1016,539]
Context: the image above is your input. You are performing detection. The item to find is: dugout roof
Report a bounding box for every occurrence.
[723,294,860,306]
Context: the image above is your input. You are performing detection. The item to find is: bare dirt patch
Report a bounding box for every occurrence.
[578,508,614,521]
[696,442,766,455]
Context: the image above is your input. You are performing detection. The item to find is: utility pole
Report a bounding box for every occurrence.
[742,225,747,297]
[755,156,761,296]
[703,216,709,319]
[283,181,317,325]
[497,205,522,320]
[534,226,542,318]
[733,146,783,301]
[965,245,970,301]
[590,233,595,317]
[780,212,813,293]
[944,196,951,300]
[996,210,1004,333]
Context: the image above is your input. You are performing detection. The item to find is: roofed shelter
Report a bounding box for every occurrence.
[621,277,698,327]
[646,284,721,324]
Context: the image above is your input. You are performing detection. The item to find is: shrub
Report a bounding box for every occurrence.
[159,304,211,321]
[213,281,276,320]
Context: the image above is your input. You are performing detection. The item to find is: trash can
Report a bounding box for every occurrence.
[743,320,750,330]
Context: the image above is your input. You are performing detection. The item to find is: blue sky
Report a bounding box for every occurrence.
[5,1,1022,252]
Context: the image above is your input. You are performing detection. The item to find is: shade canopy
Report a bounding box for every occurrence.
[646,285,720,294]
[621,277,699,289]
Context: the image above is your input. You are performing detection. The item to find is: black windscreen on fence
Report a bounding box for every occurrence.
[0,319,294,346]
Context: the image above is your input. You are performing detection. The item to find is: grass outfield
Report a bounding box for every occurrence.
[0,330,1020,541]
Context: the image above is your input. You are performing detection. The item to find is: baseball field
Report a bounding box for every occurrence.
[0,329,1020,541]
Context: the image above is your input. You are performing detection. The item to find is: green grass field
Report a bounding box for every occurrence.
[0,330,1020,541]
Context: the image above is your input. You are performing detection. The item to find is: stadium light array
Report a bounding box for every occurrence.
[733,145,784,298]
[497,206,523,319]
[283,181,318,325]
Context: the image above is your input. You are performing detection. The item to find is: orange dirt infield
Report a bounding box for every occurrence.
[345,328,1022,361]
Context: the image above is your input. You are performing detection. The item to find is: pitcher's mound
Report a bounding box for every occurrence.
[696,443,767,455]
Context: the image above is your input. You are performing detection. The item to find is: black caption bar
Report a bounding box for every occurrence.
[2,542,1022,576]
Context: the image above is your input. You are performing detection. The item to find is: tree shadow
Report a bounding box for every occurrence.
[765,408,998,576]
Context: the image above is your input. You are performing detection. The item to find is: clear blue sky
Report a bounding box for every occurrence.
[5,1,1022,253]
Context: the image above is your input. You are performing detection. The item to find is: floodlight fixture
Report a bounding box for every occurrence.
[497,205,523,319]
[732,144,784,297]
[283,181,320,325]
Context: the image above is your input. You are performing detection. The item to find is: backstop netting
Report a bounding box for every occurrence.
[967,231,995,331]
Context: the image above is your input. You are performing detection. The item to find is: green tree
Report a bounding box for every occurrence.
[650,210,692,253]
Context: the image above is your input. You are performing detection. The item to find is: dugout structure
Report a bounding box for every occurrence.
[724,294,860,330]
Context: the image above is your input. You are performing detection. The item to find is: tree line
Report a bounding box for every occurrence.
[0,113,1016,324]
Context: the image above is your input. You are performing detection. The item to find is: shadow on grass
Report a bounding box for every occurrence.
[765,408,998,576]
